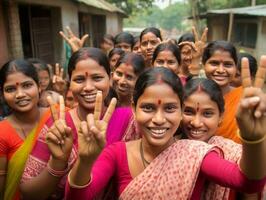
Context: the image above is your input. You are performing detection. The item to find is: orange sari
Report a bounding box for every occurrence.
[216,87,243,143]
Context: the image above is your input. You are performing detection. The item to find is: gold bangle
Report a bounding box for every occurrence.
[237,130,266,144]
[68,170,92,189]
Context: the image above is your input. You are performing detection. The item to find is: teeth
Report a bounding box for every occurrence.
[149,128,167,135]
[16,100,30,106]
[190,130,204,135]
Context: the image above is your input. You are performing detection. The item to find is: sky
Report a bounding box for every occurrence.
[154,0,184,9]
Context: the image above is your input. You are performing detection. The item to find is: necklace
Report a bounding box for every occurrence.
[140,140,150,168]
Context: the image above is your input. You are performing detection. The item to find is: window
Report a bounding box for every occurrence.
[232,22,257,48]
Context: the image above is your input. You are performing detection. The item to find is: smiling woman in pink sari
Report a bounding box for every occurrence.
[62,66,266,200]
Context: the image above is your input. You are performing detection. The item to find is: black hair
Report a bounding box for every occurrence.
[108,48,125,60]
[178,33,195,44]
[202,40,238,65]
[237,52,257,78]
[133,67,183,106]
[183,78,224,114]
[0,59,39,92]
[133,36,140,46]
[27,58,50,76]
[114,32,134,48]
[114,52,145,76]
[152,42,181,65]
[68,47,110,79]
[140,27,162,42]
[100,34,114,44]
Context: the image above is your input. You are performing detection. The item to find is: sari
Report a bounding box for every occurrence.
[204,136,242,200]
[21,111,78,199]
[216,87,243,143]
[120,139,221,200]
[3,110,50,200]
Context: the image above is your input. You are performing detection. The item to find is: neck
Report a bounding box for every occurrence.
[118,95,131,107]
[179,64,189,76]
[141,137,175,161]
[221,84,232,95]
[12,106,40,124]
[76,104,105,121]
[145,59,152,68]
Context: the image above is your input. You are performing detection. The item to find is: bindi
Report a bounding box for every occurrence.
[85,72,89,77]
[196,102,200,112]
[157,99,161,105]
[15,82,19,87]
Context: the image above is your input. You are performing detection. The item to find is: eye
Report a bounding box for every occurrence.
[115,71,123,77]
[150,40,159,46]
[22,82,34,89]
[167,60,176,65]
[126,75,134,81]
[164,104,178,113]
[203,110,214,118]
[4,86,16,93]
[73,76,85,83]
[183,107,195,116]
[141,104,155,112]
[93,75,103,82]
[155,59,164,65]
[223,62,234,68]
[141,41,148,47]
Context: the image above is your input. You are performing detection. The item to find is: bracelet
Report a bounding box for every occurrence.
[237,130,266,144]
[0,170,6,176]
[47,162,69,177]
[68,170,92,189]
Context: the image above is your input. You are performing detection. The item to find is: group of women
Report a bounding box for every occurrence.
[0,26,265,200]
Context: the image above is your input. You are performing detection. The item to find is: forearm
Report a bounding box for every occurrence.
[20,158,67,200]
[240,139,266,180]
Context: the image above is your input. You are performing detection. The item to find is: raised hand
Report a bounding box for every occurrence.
[46,96,73,162]
[236,56,266,142]
[59,26,89,52]
[52,63,67,94]
[78,91,117,162]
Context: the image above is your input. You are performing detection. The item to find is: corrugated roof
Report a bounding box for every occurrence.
[76,0,126,15]
[207,5,266,17]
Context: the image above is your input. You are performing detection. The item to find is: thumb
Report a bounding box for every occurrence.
[81,34,89,45]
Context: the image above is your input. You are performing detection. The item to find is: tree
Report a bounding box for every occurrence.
[106,0,154,15]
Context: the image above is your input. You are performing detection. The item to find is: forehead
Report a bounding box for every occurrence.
[4,72,34,85]
[184,91,219,109]
[141,32,158,41]
[116,63,135,74]
[157,50,176,59]
[116,42,131,46]
[181,45,192,52]
[72,58,107,76]
[208,50,234,62]
[138,83,180,103]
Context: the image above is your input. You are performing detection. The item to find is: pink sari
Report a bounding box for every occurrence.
[120,139,221,199]
[21,112,78,199]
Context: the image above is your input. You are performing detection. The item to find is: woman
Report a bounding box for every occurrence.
[108,48,125,72]
[132,36,142,55]
[114,32,134,53]
[112,52,145,107]
[181,78,261,199]
[203,40,242,143]
[100,34,114,55]
[0,59,53,199]
[152,42,181,82]
[63,66,266,199]
[140,27,162,68]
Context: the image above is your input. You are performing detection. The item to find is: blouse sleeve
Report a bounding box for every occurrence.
[65,142,125,200]
[201,151,266,194]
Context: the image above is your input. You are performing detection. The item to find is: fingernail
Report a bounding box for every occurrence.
[255,111,262,118]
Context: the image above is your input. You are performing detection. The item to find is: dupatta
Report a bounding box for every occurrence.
[120,139,221,200]
[4,111,50,200]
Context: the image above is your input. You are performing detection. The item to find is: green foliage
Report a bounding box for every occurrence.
[106,0,153,15]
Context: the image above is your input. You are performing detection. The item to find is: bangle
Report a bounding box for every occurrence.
[68,170,92,189]
[237,130,266,144]
[47,162,69,177]
[0,170,6,176]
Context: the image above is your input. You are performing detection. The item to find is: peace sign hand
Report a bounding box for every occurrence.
[236,56,266,142]
[46,96,73,162]
[59,26,89,52]
[78,91,117,162]
[52,63,67,94]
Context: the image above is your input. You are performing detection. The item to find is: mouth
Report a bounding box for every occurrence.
[212,75,228,81]
[15,99,31,107]
[147,127,169,139]
[186,128,206,140]
[80,93,97,103]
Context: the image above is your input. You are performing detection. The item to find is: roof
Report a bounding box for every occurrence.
[76,0,127,16]
[206,5,266,17]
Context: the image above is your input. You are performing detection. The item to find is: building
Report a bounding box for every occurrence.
[0,0,126,66]
[199,5,266,59]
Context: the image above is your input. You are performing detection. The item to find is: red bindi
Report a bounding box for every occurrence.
[196,102,200,112]
[16,82,19,86]
[85,72,88,77]
[158,99,161,105]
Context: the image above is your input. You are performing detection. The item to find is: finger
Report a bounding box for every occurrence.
[55,63,59,76]
[59,31,70,43]
[192,26,199,42]
[87,114,101,142]
[66,26,74,37]
[47,96,59,121]
[201,27,208,42]
[52,75,56,84]
[59,96,65,121]
[47,64,54,77]
[81,34,89,45]
[60,67,64,78]
[80,121,90,139]
[241,57,252,88]
[254,94,266,118]
[254,55,266,88]
[46,132,61,145]
[178,41,193,47]
[54,121,66,144]
[94,91,102,121]
[103,98,117,123]
[240,96,260,108]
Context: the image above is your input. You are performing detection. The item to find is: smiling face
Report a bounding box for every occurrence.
[3,72,39,113]
[180,44,192,68]
[115,42,132,52]
[70,58,110,111]
[112,63,137,98]
[135,83,181,147]
[182,91,222,142]
[154,50,179,74]
[38,70,50,91]
[133,41,142,55]
[204,50,236,89]
[140,32,160,61]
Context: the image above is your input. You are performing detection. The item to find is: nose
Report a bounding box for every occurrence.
[15,87,26,99]
[84,79,95,92]
[190,114,203,128]
[217,64,225,73]
[119,75,127,84]
[152,110,166,125]
[147,42,153,49]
